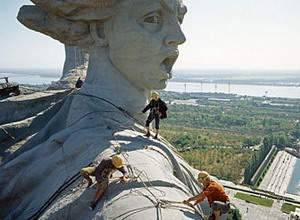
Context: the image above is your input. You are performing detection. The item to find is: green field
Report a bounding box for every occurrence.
[281,203,299,213]
[234,192,274,207]
[159,91,300,183]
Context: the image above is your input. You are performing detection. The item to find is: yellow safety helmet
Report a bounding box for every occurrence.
[111,155,123,168]
[151,91,159,100]
[198,171,210,183]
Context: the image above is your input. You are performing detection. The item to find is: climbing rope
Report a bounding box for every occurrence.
[27,162,93,220]
[14,105,134,219]
[1,127,15,140]
[5,89,205,219]
[54,140,70,179]
[94,100,206,219]
[116,151,205,219]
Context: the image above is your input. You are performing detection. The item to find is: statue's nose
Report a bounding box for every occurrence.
[164,20,186,46]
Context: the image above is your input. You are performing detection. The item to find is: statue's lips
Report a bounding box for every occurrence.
[160,51,179,80]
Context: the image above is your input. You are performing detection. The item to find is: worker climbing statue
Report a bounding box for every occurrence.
[141,91,168,139]
[0,0,220,219]
[80,154,129,210]
[183,171,231,220]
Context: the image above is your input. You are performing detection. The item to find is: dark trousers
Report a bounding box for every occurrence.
[145,113,160,129]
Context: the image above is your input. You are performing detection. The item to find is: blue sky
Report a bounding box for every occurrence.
[1,0,300,71]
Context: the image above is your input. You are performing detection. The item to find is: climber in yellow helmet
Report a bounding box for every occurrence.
[80,155,129,210]
[141,91,168,139]
[183,171,230,220]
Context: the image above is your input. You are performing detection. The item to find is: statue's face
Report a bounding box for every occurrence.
[105,0,186,90]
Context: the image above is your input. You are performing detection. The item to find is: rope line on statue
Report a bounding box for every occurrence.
[106,108,205,219]
[115,151,205,219]
[10,88,203,218]
[26,162,93,220]
[16,129,203,219]
[20,108,138,219]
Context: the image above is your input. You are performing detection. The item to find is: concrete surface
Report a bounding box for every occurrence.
[259,151,297,196]
[225,187,289,220]
[47,45,88,90]
[0,93,209,219]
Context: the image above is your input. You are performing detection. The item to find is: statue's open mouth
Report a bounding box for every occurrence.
[161,53,178,80]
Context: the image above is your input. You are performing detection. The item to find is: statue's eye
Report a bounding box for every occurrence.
[144,14,160,24]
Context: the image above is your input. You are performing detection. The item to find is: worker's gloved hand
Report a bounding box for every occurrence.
[183,200,189,204]
[183,200,194,207]
[121,176,129,184]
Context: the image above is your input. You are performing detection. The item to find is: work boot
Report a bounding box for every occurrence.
[87,180,93,188]
[208,213,215,220]
[153,135,158,139]
[144,132,150,137]
[89,202,97,211]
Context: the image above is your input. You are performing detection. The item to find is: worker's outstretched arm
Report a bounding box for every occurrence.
[193,199,204,206]
[183,194,205,206]
[142,101,152,113]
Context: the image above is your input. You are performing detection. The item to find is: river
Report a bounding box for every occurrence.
[1,69,300,99]
[166,82,300,99]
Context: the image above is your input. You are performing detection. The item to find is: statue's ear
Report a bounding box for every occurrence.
[90,22,109,47]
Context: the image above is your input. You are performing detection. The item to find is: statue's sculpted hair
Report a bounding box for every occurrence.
[18,0,186,48]
[30,0,119,20]
[17,0,120,48]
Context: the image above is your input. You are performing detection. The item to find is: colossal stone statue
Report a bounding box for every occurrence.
[17,0,186,113]
[0,0,212,219]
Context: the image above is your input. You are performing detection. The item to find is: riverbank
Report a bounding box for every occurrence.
[166,81,300,99]
[259,151,298,198]
[2,68,300,99]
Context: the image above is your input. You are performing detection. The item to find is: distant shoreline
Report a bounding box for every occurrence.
[170,79,300,87]
[1,67,300,86]
[166,82,300,99]
[1,68,300,98]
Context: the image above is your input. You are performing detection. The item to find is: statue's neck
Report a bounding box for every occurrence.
[80,46,150,113]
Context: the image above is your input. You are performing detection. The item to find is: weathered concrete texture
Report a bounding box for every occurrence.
[62,45,88,79]
[0,89,70,125]
[47,70,86,90]
[47,45,88,90]
[0,91,73,164]
[0,96,207,220]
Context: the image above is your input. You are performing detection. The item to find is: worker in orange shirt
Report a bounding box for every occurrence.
[183,171,230,220]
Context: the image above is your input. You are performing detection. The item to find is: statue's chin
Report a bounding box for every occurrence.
[141,79,168,91]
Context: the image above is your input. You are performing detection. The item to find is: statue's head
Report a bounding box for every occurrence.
[18,0,187,90]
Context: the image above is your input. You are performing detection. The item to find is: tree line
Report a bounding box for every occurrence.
[159,91,300,183]
[243,134,292,184]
